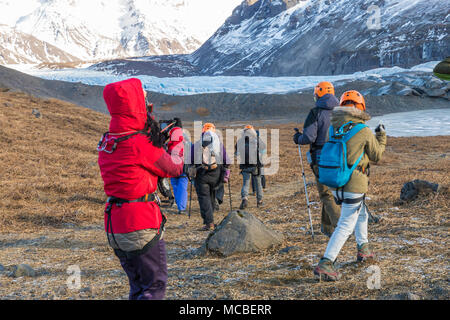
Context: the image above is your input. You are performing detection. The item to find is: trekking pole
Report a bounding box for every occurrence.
[364,201,380,224]
[228,180,233,212]
[188,178,193,219]
[295,129,315,241]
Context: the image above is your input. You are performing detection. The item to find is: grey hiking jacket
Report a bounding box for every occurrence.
[297,94,339,163]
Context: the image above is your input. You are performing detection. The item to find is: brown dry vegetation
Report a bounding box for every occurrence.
[196,107,211,117]
[0,90,448,300]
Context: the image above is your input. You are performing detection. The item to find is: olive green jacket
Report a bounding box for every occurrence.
[330,107,387,194]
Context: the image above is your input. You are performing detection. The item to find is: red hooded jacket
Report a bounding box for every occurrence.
[98,78,184,234]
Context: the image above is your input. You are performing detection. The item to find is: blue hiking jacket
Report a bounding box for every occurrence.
[297,94,339,163]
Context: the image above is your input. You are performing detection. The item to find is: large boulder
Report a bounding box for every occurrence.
[204,211,284,257]
[10,264,36,278]
[400,180,440,202]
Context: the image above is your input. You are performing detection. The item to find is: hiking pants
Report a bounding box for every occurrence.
[242,171,263,201]
[171,175,189,211]
[251,175,266,192]
[195,168,221,225]
[117,240,168,300]
[323,192,369,262]
[312,164,341,237]
[216,184,224,205]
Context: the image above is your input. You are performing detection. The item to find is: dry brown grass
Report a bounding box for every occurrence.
[0,90,108,232]
[0,90,448,300]
[195,107,211,117]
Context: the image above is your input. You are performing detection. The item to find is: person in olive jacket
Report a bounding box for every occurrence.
[313,90,387,281]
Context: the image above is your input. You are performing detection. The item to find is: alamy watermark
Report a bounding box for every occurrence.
[366,265,381,290]
[173,121,280,176]
[367,4,382,30]
[66,265,81,291]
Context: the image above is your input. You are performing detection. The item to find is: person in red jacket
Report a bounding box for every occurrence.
[97,78,184,300]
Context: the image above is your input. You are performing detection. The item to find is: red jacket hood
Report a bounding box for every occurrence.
[103,78,147,133]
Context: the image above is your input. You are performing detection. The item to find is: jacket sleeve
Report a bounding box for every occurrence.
[364,128,386,163]
[138,128,185,178]
[298,110,318,145]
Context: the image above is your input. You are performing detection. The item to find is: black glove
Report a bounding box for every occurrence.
[293,128,302,144]
[375,123,385,133]
[173,117,183,129]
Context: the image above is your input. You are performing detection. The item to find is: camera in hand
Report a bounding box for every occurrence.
[159,119,177,132]
[159,117,182,133]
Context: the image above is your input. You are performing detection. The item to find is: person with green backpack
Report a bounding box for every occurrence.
[313,90,387,281]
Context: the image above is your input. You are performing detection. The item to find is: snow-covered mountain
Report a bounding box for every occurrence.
[191,0,449,76]
[0,0,242,63]
[0,24,79,64]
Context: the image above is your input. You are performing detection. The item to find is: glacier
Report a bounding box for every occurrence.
[8,61,440,96]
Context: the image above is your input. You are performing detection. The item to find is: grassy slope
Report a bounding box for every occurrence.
[0,89,448,300]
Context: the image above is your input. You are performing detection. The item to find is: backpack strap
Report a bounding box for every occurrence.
[342,123,367,171]
[341,123,368,143]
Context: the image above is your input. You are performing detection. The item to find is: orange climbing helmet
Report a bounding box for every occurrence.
[202,123,216,133]
[244,125,254,130]
[314,81,335,98]
[340,90,366,111]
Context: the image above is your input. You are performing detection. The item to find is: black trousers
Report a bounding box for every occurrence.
[195,168,221,225]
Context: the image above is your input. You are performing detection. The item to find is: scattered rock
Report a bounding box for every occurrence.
[80,286,93,296]
[279,246,301,254]
[424,88,446,97]
[11,264,36,278]
[427,286,449,300]
[382,292,421,300]
[55,286,67,297]
[3,102,12,107]
[204,210,284,257]
[32,109,42,118]
[0,264,4,272]
[400,179,440,202]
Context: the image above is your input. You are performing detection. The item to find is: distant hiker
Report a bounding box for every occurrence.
[170,130,192,215]
[188,123,231,231]
[97,78,184,300]
[313,90,387,281]
[293,81,341,237]
[251,130,267,195]
[235,125,266,209]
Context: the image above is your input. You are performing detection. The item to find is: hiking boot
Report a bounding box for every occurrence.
[357,243,375,263]
[239,199,248,210]
[313,258,342,281]
[257,200,264,208]
[177,210,186,215]
[199,223,216,231]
